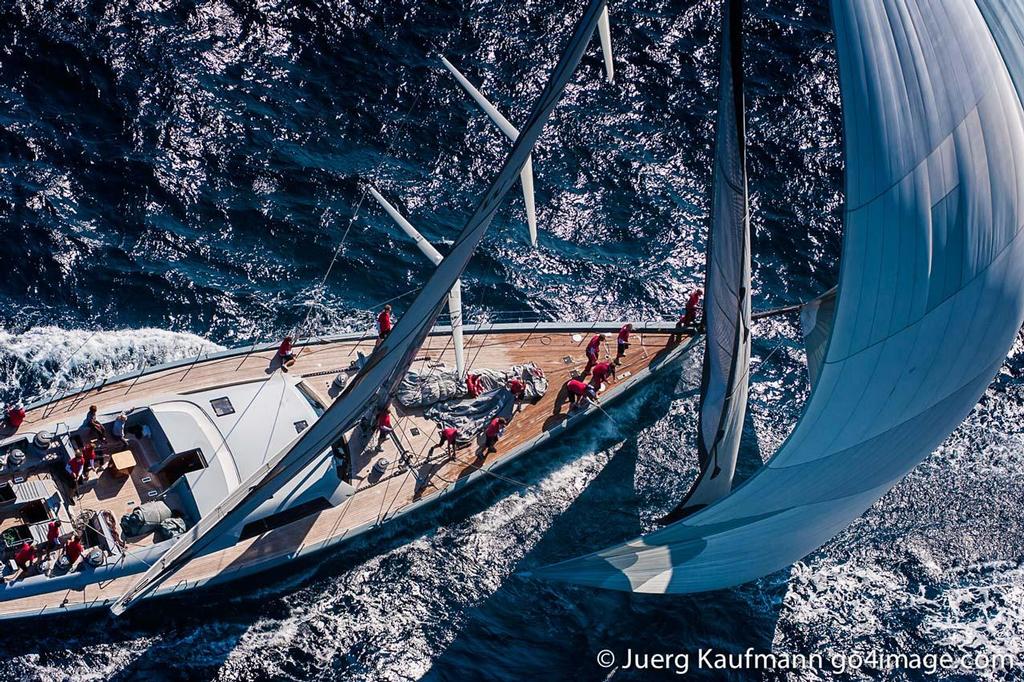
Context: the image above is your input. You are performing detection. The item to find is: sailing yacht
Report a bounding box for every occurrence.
[0,1,698,620]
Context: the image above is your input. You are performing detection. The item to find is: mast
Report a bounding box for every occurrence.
[109,0,611,616]
[662,0,751,523]
[368,185,466,378]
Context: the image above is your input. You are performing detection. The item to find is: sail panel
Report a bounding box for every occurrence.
[111,0,610,615]
[667,0,751,521]
[532,0,1024,593]
[799,287,836,389]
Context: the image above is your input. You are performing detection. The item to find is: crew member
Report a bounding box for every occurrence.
[112,410,130,447]
[66,451,86,485]
[615,324,632,363]
[590,360,616,390]
[565,379,596,410]
[508,377,526,410]
[483,417,507,453]
[45,519,63,554]
[14,542,35,571]
[4,403,26,430]
[682,289,703,328]
[64,535,84,565]
[81,442,98,475]
[375,407,394,451]
[582,333,606,378]
[277,335,297,370]
[376,304,394,345]
[430,425,459,459]
[83,405,105,439]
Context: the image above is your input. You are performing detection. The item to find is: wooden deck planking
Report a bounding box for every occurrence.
[0,328,689,617]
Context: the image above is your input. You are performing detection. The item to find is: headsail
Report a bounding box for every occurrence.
[110,0,610,615]
[662,0,751,523]
[799,287,836,389]
[530,0,1024,593]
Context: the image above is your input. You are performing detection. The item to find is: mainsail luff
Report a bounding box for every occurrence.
[110,0,610,615]
[530,0,1024,593]
[663,0,751,523]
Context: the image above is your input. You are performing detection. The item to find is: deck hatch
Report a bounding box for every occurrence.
[210,397,235,417]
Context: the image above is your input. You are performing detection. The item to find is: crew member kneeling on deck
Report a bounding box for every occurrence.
[83,405,105,439]
[4,403,26,430]
[375,408,394,452]
[590,361,616,392]
[565,379,595,411]
[14,542,35,571]
[483,417,507,453]
[508,377,526,411]
[277,335,297,369]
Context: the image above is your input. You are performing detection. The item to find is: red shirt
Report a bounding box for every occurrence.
[68,457,84,476]
[592,362,613,383]
[65,540,83,564]
[377,412,392,430]
[485,419,504,439]
[6,406,25,428]
[277,338,293,356]
[441,427,458,443]
[617,325,630,343]
[15,542,34,566]
[508,379,525,396]
[82,443,96,465]
[586,335,602,356]
[377,310,392,333]
[46,522,61,542]
[567,379,588,396]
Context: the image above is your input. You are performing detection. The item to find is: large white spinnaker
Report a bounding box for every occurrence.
[662,0,751,523]
[368,185,466,378]
[441,56,539,246]
[531,0,1024,593]
[109,0,611,616]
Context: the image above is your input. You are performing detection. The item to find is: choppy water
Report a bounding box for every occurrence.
[0,0,1021,680]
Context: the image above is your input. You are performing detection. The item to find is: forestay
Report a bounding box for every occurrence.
[662,0,751,523]
[110,0,611,615]
[531,0,1024,593]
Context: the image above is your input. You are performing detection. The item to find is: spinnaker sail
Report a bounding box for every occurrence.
[110,0,610,615]
[531,0,1024,593]
[662,0,751,524]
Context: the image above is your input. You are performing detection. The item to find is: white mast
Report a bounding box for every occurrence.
[368,186,465,378]
[598,6,614,83]
[441,56,539,247]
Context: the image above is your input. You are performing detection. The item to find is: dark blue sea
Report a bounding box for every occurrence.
[0,1,1021,680]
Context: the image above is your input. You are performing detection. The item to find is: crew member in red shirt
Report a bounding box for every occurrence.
[376,304,394,346]
[582,333,606,377]
[375,408,394,451]
[65,452,86,485]
[45,519,63,553]
[565,379,596,410]
[64,535,84,565]
[14,542,35,570]
[277,335,297,370]
[508,378,526,410]
[615,324,632,363]
[483,417,507,453]
[590,361,616,389]
[81,443,97,475]
[4,403,26,430]
[430,425,460,459]
[682,289,703,328]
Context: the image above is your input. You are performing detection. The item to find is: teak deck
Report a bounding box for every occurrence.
[0,324,693,618]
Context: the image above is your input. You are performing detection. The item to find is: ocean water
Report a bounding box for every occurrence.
[0,0,1021,680]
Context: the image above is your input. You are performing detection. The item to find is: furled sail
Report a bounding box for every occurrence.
[662,0,751,523]
[110,0,610,615]
[530,0,1024,593]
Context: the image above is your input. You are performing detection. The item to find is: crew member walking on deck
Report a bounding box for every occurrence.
[277,335,297,371]
[582,333,606,378]
[615,323,633,364]
[376,304,394,346]
[375,407,394,452]
[429,425,459,460]
[590,361,616,391]
[4,403,25,430]
[483,417,507,453]
[680,288,703,330]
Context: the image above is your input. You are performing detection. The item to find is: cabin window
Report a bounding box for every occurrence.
[294,420,308,433]
[239,497,332,540]
[210,397,235,417]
